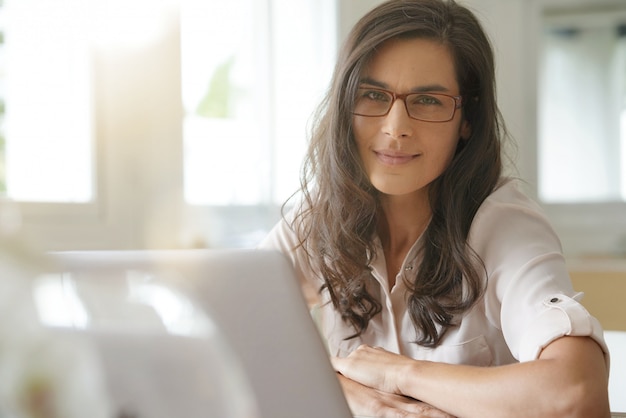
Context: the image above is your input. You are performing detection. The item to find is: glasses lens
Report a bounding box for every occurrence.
[353,88,393,117]
[353,89,458,122]
[406,93,455,122]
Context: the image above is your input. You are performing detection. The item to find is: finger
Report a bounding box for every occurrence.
[367,396,455,418]
[400,401,456,418]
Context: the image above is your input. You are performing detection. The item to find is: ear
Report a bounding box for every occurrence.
[459,119,471,140]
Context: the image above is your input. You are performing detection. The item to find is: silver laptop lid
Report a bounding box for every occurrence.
[40,249,352,418]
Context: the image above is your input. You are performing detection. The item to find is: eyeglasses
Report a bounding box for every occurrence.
[352,87,463,122]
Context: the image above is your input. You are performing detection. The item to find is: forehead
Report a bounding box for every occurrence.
[361,37,459,92]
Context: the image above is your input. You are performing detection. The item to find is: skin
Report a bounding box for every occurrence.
[333,338,609,418]
[352,38,469,287]
[336,37,610,418]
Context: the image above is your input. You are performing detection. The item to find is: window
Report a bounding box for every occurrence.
[0,1,5,194]
[180,0,337,247]
[523,0,626,257]
[539,8,626,203]
[3,0,94,202]
[1,0,338,251]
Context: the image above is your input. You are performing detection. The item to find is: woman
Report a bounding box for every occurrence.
[259,0,610,416]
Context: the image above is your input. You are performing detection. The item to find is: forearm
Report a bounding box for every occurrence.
[403,359,578,417]
[398,337,609,418]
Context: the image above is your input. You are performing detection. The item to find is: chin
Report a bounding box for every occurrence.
[371,182,421,197]
[368,172,433,198]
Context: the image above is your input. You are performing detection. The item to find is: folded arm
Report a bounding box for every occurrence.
[333,336,610,418]
[336,373,455,418]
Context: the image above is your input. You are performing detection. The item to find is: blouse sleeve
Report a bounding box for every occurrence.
[469,179,609,367]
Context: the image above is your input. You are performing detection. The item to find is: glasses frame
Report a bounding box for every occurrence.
[352,87,463,123]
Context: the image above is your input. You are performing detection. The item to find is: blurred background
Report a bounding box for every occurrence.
[0,0,624,258]
[2,1,625,412]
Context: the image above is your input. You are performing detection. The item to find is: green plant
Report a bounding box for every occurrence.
[195,56,236,119]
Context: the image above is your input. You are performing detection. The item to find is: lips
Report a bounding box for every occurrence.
[374,150,419,165]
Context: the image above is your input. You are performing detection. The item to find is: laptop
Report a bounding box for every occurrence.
[37,249,353,418]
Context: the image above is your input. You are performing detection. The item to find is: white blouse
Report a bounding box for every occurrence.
[258,178,609,367]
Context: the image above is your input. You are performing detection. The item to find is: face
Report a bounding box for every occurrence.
[352,37,470,201]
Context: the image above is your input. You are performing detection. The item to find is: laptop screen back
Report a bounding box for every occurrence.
[41,249,352,418]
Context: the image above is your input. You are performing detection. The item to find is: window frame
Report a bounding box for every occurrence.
[10,0,341,252]
[13,2,184,251]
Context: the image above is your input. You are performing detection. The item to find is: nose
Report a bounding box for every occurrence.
[382,98,414,139]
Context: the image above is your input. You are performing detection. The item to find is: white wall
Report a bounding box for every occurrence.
[337,0,384,43]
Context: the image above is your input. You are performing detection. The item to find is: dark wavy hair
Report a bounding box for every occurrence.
[291,0,504,347]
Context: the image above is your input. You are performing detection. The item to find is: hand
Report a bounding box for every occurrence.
[337,373,454,418]
[332,344,416,394]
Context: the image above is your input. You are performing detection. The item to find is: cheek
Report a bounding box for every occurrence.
[443,137,462,162]
[352,117,366,141]
[427,129,462,168]
[352,117,372,154]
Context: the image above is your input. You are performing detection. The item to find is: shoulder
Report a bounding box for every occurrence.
[258,205,324,289]
[476,177,545,220]
[469,177,563,258]
[258,207,300,252]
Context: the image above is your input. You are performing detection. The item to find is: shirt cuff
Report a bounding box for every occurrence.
[518,292,610,370]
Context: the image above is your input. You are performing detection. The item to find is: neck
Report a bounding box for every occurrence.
[377,192,431,287]
[378,192,431,250]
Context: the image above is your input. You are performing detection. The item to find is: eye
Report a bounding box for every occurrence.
[411,94,443,106]
[358,89,391,103]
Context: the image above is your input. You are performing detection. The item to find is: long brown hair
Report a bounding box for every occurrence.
[291,0,503,347]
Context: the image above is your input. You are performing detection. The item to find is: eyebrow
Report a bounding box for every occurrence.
[358,77,451,93]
